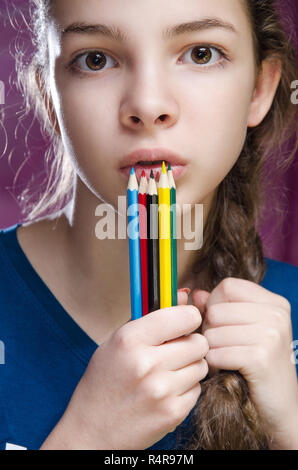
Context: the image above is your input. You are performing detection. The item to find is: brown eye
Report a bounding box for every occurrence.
[85,52,106,71]
[70,50,117,74]
[191,47,212,65]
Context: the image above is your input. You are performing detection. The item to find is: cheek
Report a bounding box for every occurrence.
[178,64,255,203]
[188,68,254,156]
[51,74,123,205]
[55,76,118,153]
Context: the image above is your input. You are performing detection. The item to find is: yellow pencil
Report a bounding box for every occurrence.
[158,161,172,308]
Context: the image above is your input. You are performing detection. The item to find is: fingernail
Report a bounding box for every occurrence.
[178,287,191,295]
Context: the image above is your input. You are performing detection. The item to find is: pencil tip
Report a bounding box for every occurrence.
[130,167,135,175]
[168,163,171,171]
[162,161,166,174]
[150,169,154,178]
[141,170,146,178]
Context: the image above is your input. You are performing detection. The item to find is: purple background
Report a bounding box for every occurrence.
[0,0,297,266]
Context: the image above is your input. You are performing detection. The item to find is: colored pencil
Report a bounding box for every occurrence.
[127,167,142,320]
[158,162,172,308]
[139,171,149,316]
[168,164,177,306]
[147,170,160,313]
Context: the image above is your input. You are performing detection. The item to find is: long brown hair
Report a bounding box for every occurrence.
[4,0,298,449]
[185,0,298,450]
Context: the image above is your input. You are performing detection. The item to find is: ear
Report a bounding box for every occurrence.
[35,68,61,137]
[248,57,282,128]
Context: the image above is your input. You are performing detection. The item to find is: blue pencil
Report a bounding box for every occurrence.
[127,167,143,320]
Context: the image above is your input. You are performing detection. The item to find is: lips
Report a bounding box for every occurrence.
[118,148,189,182]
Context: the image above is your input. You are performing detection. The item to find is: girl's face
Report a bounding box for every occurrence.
[47,0,257,210]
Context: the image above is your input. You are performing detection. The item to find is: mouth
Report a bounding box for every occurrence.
[118,148,189,182]
[137,160,164,166]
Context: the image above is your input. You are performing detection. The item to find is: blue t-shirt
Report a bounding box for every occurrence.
[0,223,297,450]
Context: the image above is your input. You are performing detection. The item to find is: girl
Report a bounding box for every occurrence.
[0,0,297,450]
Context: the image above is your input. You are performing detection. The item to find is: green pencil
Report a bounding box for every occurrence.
[168,163,177,306]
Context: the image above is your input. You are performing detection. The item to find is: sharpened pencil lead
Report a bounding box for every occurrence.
[168,163,171,171]
[162,161,166,174]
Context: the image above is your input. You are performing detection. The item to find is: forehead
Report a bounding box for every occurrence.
[49,0,251,41]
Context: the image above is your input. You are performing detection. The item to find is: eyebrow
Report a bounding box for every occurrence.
[61,18,238,43]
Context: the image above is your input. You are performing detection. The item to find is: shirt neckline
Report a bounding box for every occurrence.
[0,223,98,364]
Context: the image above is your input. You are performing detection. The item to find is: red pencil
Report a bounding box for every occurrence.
[138,171,149,315]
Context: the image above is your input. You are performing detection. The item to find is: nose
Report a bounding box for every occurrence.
[119,70,179,133]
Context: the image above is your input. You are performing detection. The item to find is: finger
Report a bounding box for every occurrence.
[156,333,209,370]
[203,301,285,328]
[177,288,190,306]
[204,324,266,349]
[176,382,202,422]
[206,345,251,372]
[174,360,208,395]
[132,305,202,345]
[204,277,290,312]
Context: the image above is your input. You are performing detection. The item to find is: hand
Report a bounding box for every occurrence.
[42,289,209,450]
[192,278,298,449]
